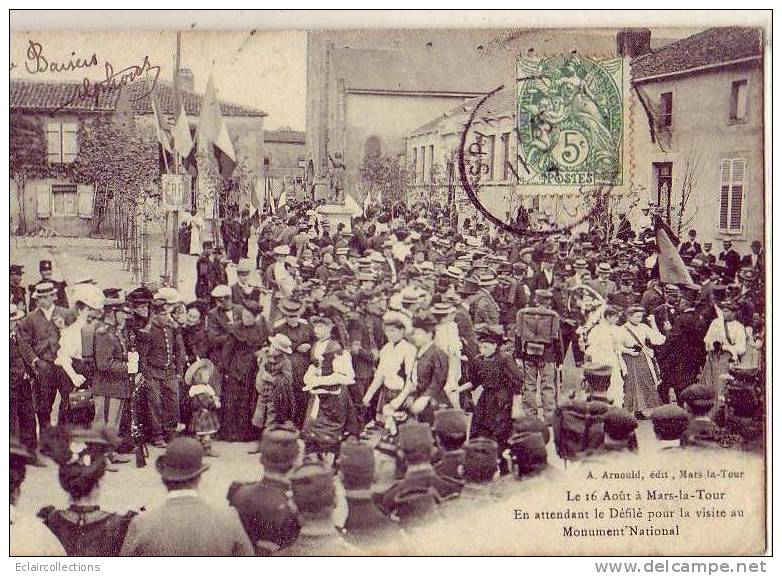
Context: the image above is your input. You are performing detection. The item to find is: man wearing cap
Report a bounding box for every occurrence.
[93,296,136,461]
[276,462,360,556]
[11,264,27,312]
[228,424,301,555]
[338,439,399,550]
[471,272,501,326]
[138,288,187,447]
[121,437,253,556]
[515,289,563,424]
[11,305,44,466]
[230,259,263,317]
[28,259,68,312]
[432,408,468,480]
[742,239,764,274]
[378,421,462,517]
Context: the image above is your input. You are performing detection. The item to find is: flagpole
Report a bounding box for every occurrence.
[171,31,182,289]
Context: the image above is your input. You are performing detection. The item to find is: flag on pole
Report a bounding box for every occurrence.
[197,73,236,177]
[151,94,172,153]
[172,103,193,160]
[362,191,371,216]
[278,185,288,210]
[654,215,694,286]
[345,193,362,217]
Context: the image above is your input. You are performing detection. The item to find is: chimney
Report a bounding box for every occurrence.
[616,28,652,59]
[176,68,194,91]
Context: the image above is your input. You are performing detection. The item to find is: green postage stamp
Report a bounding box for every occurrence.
[516,54,624,187]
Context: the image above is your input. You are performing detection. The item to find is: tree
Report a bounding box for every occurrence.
[672,148,702,236]
[9,113,47,234]
[71,115,159,235]
[358,153,411,214]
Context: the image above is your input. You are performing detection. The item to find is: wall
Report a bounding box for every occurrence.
[632,61,764,252]
[264,140,305,178]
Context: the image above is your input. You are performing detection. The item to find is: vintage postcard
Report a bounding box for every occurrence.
[6,10,770,559]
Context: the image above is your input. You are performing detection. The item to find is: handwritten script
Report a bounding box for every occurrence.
[59,56,161,110]
[11,40,161,111]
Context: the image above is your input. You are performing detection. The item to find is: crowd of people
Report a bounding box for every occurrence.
[9,196,766,556]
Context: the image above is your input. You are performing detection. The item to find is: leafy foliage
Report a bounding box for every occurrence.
[9,113,48,233]
[358,153,411,211]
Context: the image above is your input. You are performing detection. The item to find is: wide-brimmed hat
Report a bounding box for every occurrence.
[268,333,293,355]
[33,282,57,298]
[278,299,304,316]
[431,302,456,316]
[210,284,231,298]
[156,437,210,482]
[184,358,216,387]
[237,259,255,274]
[458,276,480,295]
[273,245,291,257]
[154,287,181,305]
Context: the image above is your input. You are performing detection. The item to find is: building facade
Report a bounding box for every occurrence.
[630,27,764,251]
[10,74,266,237]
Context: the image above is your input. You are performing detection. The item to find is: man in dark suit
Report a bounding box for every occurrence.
[530,254,556,293]
[718,240,741,281]
[742,239,764,273]
[228,425,300,555]
[10,264,27,312]
[678,229,702,263]
[121,438,253,556]
[15,282,68,431]
[28,260,68,312]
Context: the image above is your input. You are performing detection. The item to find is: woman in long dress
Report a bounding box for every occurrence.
[189,209,204,256]
[620,305,665,417]
[702,301,746,405]
[585,305,631,407]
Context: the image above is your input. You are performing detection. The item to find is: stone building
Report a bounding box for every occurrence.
[631,26,764,250]
[10,72,266,237]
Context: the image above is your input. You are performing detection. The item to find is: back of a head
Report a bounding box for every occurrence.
[338,439,375,491]
[433,409,468,452]
[463,437,499,484]
[260,423,301,474]
[397,422,434,466]
[291,462,336,519]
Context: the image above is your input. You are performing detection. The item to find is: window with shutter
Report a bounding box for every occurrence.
[45,122,79,163]
[36,182,51,218]
[63,123,79,162]
[718,158,746,232]
[51,184,78,216]
[77,185,95,218]
[46,123,61,163]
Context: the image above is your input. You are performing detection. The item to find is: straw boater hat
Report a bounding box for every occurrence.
[33,282,57,298]
[268,334,293,355]
[211,284,231,298]
[278,299,304,316]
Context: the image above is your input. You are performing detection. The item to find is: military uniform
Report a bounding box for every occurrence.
[138,314,186,442]
[228,476,299,555]
[93,321,132,436]
[515,290,563,422]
